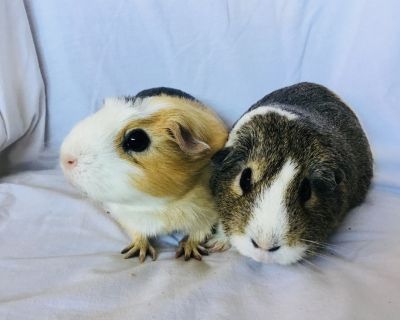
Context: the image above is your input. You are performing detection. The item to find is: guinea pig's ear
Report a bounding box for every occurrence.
[310,167,344,193]
[211,147,232,165]
[167,121,211,156]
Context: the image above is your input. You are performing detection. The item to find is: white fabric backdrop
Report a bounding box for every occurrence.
[1,1,400,319]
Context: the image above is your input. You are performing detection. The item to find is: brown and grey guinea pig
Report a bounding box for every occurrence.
[60,87,228,262]
[210,82,373,265]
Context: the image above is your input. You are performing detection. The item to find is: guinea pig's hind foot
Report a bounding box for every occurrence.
[175,236,208,261]
[121,236,157,263]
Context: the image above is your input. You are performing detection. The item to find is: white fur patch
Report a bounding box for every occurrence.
[230,159,308,265]
[226,105,298,146]
[105,201,167,237]
[231,234,307,265]
[103,96,171,121]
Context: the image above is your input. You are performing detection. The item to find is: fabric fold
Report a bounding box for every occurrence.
[0,0,46,174]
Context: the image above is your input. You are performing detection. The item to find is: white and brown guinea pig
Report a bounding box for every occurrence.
[210,82,373,265]
[60,87,228,262]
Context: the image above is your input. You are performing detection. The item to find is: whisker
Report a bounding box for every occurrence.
[306,249,332,259]
[306,247,348,262]
[300,257,323,273]
[301,238,339,249]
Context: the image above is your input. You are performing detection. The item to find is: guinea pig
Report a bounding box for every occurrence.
[60,87,228,262]
[210,82,373,265]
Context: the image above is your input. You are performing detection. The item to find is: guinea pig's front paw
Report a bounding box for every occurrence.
[121,236,157,263]
[203,223,231,253]
[175,236,208,261]
[204,236,231,253]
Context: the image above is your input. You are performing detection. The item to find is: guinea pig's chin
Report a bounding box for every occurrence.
[61,170,90,198]
[272,245,308,265]
[230,234,307,265]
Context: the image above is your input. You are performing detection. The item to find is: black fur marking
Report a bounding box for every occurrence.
[135,87,197,101]
[211,148,232,165]
[124,95,136,103]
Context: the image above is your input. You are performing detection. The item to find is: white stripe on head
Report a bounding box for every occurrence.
[248,158,298,247]
[226,105,297,146]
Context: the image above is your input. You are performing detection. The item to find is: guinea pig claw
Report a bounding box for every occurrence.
[149,245,157,261]
[123,245,140,259]
[121,239,157,262]
[197,245,209,255]
[139,249,146,263]
[189,249,201,261]
[121,245,132,254]
[176,237,208,261]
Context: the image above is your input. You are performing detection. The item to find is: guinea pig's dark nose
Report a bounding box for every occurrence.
[268,246,281,252]
[251,239,281,252]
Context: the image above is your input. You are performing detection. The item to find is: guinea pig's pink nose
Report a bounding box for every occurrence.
[62,154,78,169]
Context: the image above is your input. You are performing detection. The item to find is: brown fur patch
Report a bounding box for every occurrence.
[114,95,227,198]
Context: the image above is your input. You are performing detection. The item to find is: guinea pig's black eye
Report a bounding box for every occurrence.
[299,178,312,203]
[122,129,150,153]
[240,168,252,194]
